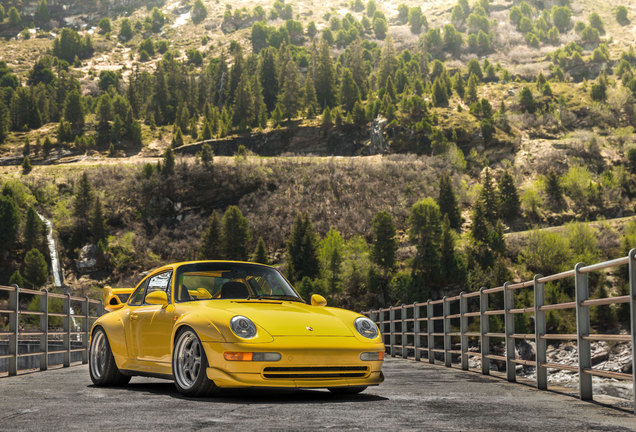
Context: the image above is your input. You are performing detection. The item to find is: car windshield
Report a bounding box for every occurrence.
[174,262,303,303]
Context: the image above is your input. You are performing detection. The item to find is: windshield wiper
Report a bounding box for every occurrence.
[248,294,305,303]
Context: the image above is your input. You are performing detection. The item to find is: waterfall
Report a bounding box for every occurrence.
[37,213,81,335]
[37,213,64,288]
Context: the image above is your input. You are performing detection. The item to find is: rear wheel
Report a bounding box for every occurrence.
[328,386,367,395]
[172,327,217,397]
[89,327,131,386]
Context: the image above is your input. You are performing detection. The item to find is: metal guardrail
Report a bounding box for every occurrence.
[0,285,103,376]
[363,249,636,413]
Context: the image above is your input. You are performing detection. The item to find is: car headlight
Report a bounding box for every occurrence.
[354,317,379,339]
[230,315,257,339]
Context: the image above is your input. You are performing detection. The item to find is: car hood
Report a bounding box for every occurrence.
[201,300,355,337]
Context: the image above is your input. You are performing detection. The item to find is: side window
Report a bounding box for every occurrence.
[143,271,173,304]
[128,280,147,306]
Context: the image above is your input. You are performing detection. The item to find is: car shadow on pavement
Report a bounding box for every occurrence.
[93,381,388,403]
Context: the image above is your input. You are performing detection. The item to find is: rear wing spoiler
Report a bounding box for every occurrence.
[103,286,134,312]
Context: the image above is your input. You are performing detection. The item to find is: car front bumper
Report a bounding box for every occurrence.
[201,336,385,388]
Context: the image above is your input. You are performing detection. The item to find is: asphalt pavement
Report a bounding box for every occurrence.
[1,357,635,431]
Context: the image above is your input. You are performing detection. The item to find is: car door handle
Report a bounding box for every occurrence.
[130,313,138,320]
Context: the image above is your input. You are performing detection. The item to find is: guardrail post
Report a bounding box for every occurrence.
[414,302,421,361]
[575,262,592,401]
[460,292,468,371]
[480,287,489,375]
[83,296,90,364]
[533,275,547,390]
[628,248,636,414]
[8,286,19,376]
[64,293,71,368]
[40,290,48,371]
[389,307,396,357]
[401,305,408,359]
[427,300,434,364]
[503,282,516,382]
[443,297,451,367]
[98,299,104,316]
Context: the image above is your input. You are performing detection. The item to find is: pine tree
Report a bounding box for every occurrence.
[64,90,84,132]
[303,74,318,118]
[519,86,536,113]
[23,137,31,157]
[162,148,175,176]
[470,200,489,244]
[466,73,479,104]
[371,211,398,272]
[286,212,320,282]
[452,73,465,98]
[191,0,208,24]
[378,34,397,90]
[197,143,214,166]
[222,206,250,261]
[252,75,267,128]
[409,198,442,282]
[9,270,24,287]
[252,236,269,264]
[489,219,506,256]
[319,228,344,294]
[479,168,498,224]
[497,171,520,222]
[23,248,48,288]
[545,169,563,208]
[232,72,254,130]
[24,207,43,252]
[271,104,283,127]
[432,78,448,107]
[440,215,463,283]
[0,194,19,247]
[199,211,223,259]
[91,198,107,245]
[315,38,337,108]
[259,48,279,112]
[171,126,184,148]
[36,0,50,26]
[339,68,360,113]
[21,156,32,174]
[322,106,333,127]
[279,60,302,120]
[438,173,461,229]
[43,137,52,156]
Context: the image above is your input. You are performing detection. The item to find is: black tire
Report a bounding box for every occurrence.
[328,386,367,395]
[89,327,131,386]
[172,327,218,397]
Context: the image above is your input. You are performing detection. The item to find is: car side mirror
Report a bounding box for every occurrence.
[146,291,168,306]
[310,294,327,307]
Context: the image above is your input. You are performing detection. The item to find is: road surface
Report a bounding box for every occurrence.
[1,358,634,431]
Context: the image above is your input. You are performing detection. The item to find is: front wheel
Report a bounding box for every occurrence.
[328,386,367,395]
[172,327,217,397]
[89,327,131,386]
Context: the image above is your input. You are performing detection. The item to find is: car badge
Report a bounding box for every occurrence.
[306,326,314,331]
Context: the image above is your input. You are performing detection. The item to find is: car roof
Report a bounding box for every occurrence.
[150,260,275,274]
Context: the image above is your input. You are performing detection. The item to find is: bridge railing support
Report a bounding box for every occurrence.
[0,286,103,377]
[363,250,636,414]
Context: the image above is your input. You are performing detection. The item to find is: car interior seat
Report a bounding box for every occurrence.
[220,281,249,299]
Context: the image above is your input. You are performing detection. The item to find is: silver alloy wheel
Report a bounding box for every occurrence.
[174,330,202,390]
[90,330,107,379]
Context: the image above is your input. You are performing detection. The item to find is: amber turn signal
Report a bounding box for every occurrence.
[360,351,385,361]
[224,352,282,361]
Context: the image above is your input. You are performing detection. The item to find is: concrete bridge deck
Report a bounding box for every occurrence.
[1,358,635,431]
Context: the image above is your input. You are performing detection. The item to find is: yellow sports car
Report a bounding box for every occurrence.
[90,261,385,396]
